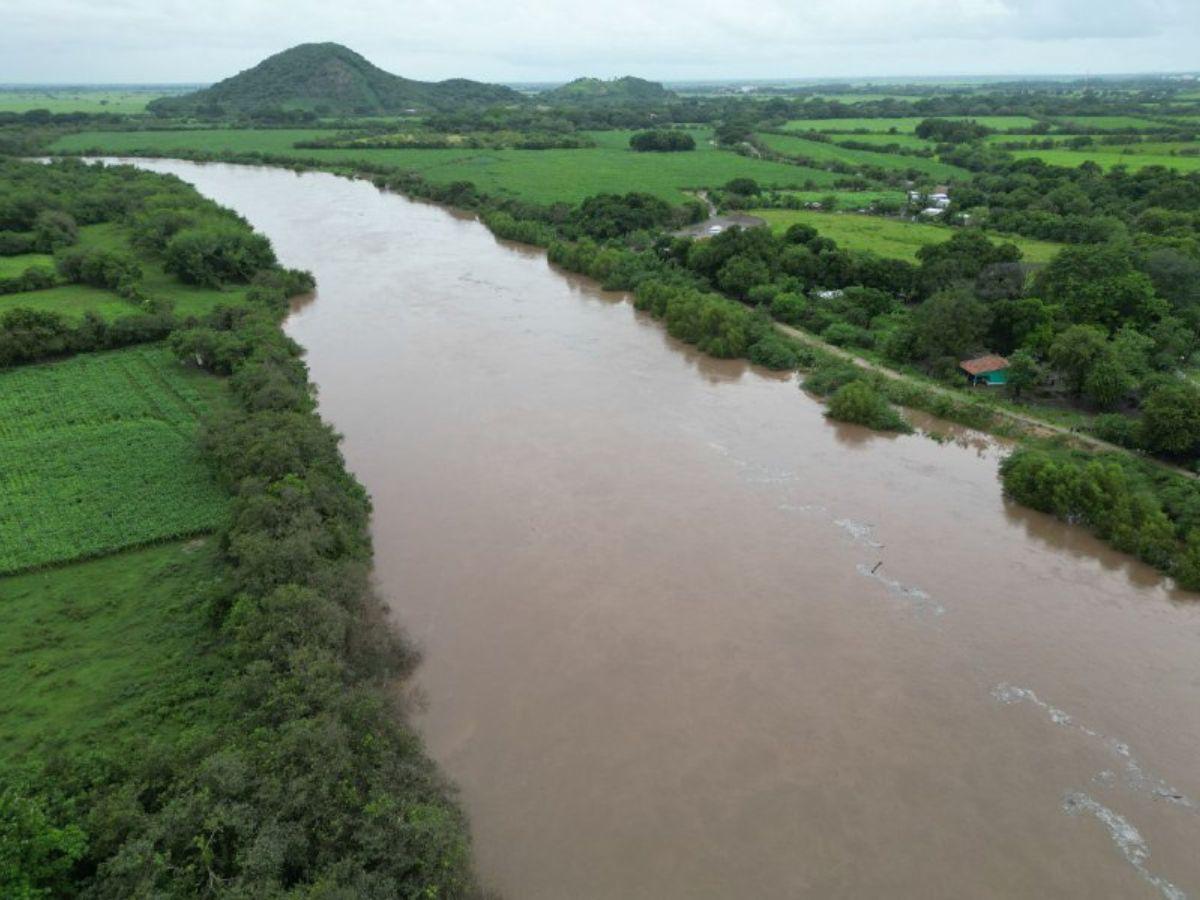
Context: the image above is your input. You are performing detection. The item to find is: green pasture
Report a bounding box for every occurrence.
[0,88,169,114]
[51,128,844,204]
[1010,147,1200,173]
[753,209,1063,264]
[758,132,964,179]
[0,539,225,769]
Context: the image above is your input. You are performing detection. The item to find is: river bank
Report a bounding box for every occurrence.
[117,159,1200,900]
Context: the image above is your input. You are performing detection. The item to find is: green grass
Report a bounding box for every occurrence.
[51,128,843,204]
[1047,115,1168,130]
[0,253,54,278]
[819,132,933,149]
[0,222,249,320]
[781,115,1039,134]
[758,132,965,179]
[0,88,169,114]
[753,209,1063,263]
[0,345,230,574]
[775,189,908,208]
[0,283,135,320]
[1010,147,1200,173]
[0,540,226,770]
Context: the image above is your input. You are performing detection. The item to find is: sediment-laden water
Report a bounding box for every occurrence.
[119,160,1200,899]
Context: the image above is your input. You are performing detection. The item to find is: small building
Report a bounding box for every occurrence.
[960,354,1009,386]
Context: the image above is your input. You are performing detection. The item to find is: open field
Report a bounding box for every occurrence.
[776,188,909,208]
[1048,115,1171,130]
[0,252,53,278]
[0,283,135,319]
[781,115,1040,133]
[758,132,964,179]
[753,208,1063,263]
[0,345,230,574]
[0,88,172,114]
[0,539,226,768]
[818,132,933,149]
[1010,147,1200,172]
[52,129,842,203]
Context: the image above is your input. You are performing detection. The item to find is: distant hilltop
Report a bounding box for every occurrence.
[540,76,674,105]
[148,43,522,116]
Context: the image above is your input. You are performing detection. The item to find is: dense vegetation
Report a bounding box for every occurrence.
[629,129,696,152]
[0,159,473,897]
[542,75,672,106]
[147,42,521,117]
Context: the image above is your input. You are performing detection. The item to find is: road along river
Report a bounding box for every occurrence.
[119,160,1200,899]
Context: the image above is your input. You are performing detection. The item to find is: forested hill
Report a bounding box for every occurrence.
[148,43,522,116]
[542,75,674,104]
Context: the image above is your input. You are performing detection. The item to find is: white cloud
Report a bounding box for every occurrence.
[0,0,1197,82]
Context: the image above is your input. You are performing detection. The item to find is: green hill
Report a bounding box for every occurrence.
[542,76,674,105]
[148,43,521,116]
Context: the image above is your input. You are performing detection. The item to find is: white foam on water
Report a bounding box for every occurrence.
[991,684,1198,814]
[855,563,945,616]
[835,518,883,548]
[1063,793,1187,900]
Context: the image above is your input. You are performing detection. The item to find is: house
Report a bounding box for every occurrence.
[960,354,1009,386]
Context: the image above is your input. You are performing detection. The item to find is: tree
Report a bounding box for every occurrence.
[910,285,992,363]
[723,178,760,196]
[1049,324,1108,396]
[1005,349,1042,400]
[629,130,696,152]
[1035,245,1164,330]
[1081,351,1132,410]
[716,255,771,300]
[0,789,87,899]
[1140,382,1200,458]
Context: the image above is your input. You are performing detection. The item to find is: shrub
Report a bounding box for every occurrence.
[826,380,912,432]
[164,224,277,287]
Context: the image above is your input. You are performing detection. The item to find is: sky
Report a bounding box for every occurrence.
[1,0,1198,85]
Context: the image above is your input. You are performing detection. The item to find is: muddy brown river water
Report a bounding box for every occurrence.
[120,160,1200,899]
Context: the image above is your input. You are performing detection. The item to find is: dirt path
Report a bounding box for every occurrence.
[673,190,764,237]
[774,320,1199,480]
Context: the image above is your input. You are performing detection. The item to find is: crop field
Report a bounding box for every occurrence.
[758,132,964,179]
[753,209,1064,263]
[775,188,909,208]
[0,88,172,114]
[781,115,1040,133]
[1010,147,1200,173]
[817,132,933,149]
[0,253,54,278]
[0,345,230,574]
[0,539,225,768]
[1047,115,1169,130]
[52,129,843,203]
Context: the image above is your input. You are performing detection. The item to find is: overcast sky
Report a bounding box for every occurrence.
[2,0,1198,85]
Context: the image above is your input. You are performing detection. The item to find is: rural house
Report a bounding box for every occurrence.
[960,354,1009,386]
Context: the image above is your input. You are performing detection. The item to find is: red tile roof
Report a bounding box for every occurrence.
[959,354,1009,375]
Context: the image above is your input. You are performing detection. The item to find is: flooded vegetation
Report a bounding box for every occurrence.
[124,160,1200,899]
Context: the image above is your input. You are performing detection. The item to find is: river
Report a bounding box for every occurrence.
[117,160,1200,899]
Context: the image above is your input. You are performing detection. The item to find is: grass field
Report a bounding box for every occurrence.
[0,283,136,319]
[0,253,54,278]
[776,188,909,208]
[0,88,171,114]
[1010,147,1200,173]
[1048,115,1169,130]
[781,115,1040,133]
[0,345,230,574]
[0,539,226,768]
[52,129,843,203]
[758,132,964,179]
[753,209,1063,263]
[819,132,934,149]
